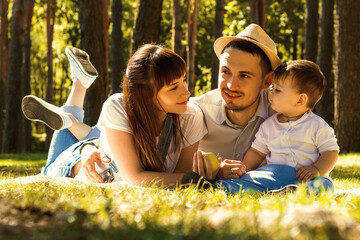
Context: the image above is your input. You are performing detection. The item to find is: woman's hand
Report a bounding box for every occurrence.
[192,151,246,180]
[80,144,110,183]
[192,151,219,180]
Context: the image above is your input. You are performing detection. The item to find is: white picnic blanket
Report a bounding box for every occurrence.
[0,175,134,189]
[1,176,359,197]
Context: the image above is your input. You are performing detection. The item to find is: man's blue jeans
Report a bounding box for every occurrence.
[216,164,334,194]
[41,105,101,177]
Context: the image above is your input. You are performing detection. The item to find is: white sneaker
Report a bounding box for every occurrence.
[65,46,98,88]
[21,95,72,130]
[268,184,299,195]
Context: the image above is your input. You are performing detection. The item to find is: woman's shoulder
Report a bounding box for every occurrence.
[103,93,125,109]
[106,93,124,103]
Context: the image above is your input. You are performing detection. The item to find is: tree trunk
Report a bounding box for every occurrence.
[292,28,298,60]
[251,0,266,28]
[171,0,182,55]
[186,0,197,96]
[316,0,334,126]
[2,0,25,153]
[111,0,125,94]
[79,0,109,126]
[0,0,9,153]
[304,0,319,62]
[334,0,360,152]
[45,0,55,149]
[21,0,34,152]
[131,0,163,53]
[211,0,225,90]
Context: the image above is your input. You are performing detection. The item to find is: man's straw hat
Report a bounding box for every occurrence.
[214,24,281,70]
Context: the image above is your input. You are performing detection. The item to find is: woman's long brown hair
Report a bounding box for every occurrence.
[122,44,186,171]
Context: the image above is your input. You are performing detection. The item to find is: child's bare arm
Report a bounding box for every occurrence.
[296,150,339,182]
[242,147,266,171]
[313,150,339,175]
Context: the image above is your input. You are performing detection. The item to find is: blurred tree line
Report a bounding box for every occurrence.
[0,0,359,153]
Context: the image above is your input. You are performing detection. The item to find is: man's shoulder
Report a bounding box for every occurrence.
[259,90,276,119]
[190,89,222,107]
[181,101,202,117]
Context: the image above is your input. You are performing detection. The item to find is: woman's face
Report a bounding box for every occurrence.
[155,74,190,117]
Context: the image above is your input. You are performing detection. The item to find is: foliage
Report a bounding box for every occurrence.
[0,153,360,239]
[3,0,314,148]
[157,0,307,95]
[25,0,308,121]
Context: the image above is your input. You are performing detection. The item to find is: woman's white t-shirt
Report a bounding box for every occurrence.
[96,93,207,181]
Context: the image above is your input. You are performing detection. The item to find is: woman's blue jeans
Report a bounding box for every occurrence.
[216,164,334,194]
[40,105,101,177]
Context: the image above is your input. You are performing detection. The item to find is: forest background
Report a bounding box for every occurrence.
[0,0,359,155]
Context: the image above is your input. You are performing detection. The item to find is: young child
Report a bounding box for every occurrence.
[243,60,339,180]
[183,60,340,194]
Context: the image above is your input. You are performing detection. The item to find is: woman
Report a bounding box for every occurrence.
[22,44,207,186]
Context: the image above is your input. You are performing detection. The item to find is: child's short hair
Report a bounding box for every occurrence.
[274,60,326,109]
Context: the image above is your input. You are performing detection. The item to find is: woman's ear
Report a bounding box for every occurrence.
[297,93,308,106]
[262,71,274,89]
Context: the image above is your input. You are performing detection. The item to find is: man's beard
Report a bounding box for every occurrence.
[223,94,260,112]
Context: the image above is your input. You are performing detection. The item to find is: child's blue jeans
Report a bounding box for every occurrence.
[216,164,334,194]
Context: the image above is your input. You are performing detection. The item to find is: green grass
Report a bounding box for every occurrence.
[0,153,46,179]
[0,153,360,239]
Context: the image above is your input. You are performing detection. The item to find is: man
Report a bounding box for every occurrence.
[190,24,281,180]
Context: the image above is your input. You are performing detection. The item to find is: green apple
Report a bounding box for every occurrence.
[203,152,220,172]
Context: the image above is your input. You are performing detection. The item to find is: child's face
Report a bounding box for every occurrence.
[268,77,301,115]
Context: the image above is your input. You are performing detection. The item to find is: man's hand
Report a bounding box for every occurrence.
[80,144,111,183]
[192,151,246,180]
[296,165,320,182]
[216,159,246,180]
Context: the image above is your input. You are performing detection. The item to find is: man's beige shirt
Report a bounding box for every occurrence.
[190,89,276,161]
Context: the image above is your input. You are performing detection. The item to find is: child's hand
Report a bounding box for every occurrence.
[215,159,246,180]
[296,166,320,182]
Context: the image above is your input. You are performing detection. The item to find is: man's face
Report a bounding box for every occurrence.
[218,47,267,112]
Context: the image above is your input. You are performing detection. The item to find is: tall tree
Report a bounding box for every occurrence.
[2,0,25,153]
[171,0,182,55]
[45,0,55,149]
[335,0,360,152]
[250,0,266,28]
[0,0,9,152]
[316,0,334,126]
[21,0,34,152]
[186,0,197,96]
[211,0,225,90]
[304,0,319,62]
[111,0,126,94]
[131,0,163,53]
[79,0,109,126]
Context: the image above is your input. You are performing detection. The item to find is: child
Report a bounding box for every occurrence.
[183,60,340,194]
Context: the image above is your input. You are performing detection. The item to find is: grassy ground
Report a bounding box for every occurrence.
[0,153,360,239]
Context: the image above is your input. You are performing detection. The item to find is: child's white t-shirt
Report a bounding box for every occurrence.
[96,93,207,181]
[251,111,340,169]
